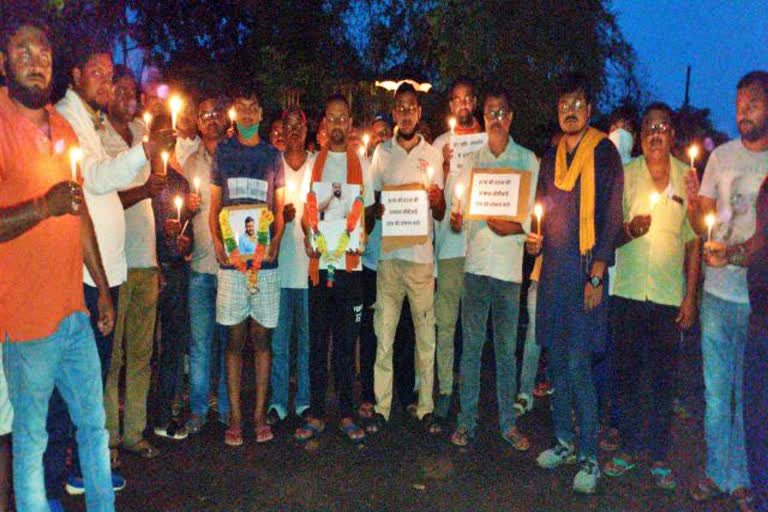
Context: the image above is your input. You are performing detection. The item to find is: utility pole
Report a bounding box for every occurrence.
[683,65,691,108]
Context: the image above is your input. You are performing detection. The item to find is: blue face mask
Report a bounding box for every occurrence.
[237,122,260,139]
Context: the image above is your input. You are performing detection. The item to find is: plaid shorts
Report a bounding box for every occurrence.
[216,268,280,328]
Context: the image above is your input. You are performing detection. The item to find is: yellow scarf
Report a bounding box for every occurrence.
[554,127,606,256]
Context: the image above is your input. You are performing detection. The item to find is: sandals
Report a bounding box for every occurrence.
[450,426,475,447]
[690,478,726,501]
[603,454,637,477]
[358,402,375,419]
[340,418,365,444]
[255,424,274,444]
[650,465,677,491]
[110,448,121,469]
[224,425,243,447]
[294,420,326,442]
[123,439,161,459]
[501,427,530,451]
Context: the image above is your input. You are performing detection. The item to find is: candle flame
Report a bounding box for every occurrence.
[455,183,464,200]
[705,213,716,228]
[193,177,201,190]
[449,117,457,130]
[70,146,82,163]
[650,191,660,208]
[688,145,699,161]
[174,196,183,209]
[534,203,543,220]
[427,166,434,180]
[142,111,152,127]
[161,151,169,164]
[362,133,370,146]
[228,107,236,123]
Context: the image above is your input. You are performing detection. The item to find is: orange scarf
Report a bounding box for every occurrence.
[453,118,482,135]
[308,148,364,286]
[554,127,606,256]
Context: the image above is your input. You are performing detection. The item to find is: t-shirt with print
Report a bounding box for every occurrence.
[211,137,285,270]
[311,151,375,272]
[699,138,768,303]
[280,152,313,288]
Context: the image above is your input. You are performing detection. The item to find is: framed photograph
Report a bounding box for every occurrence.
[466,168,532,221]
[219,204,270,260]
[311,182,364,270]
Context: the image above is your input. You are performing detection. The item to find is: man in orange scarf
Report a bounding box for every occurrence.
[525,72,624,494]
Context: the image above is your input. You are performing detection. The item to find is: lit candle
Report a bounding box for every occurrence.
[228,107,236,127]
[454,183,464,212]
[142,111,152,131]
[362,133,370,156]
[69,147,82,182]
[169,96,183,131]
[705,213,716,242]
[449,117,457,135]
[175,195,183,221]
[358,146,365,158]
[534,203,543,237]
[425,166,434,188]
[688,144,699,169]
[161,151,169,176]
[287,180,296,202]
[193,177,201,196]
[650,191,660,210]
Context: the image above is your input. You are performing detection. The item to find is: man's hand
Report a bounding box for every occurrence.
[627,214,652,238]
[427,185,443,209]
[186,192,201,213]
[96,290,115,336]
[176,235,192,254]
[144,173,166,198]
[264,241,279,263]
[684,168,700,211]
[304,234,321,259]
[703,240,728,267]
[525,233,543,255]
[214,238,229,265]
[450,210,463,232]
[676,294,697,330]
[164,218,182,238]
[584,281,603,313]
[45,181,84,216]
[283,203,296,223]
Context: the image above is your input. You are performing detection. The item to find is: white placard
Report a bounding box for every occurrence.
[381,189,429,237]
[468,172,521,218]
[449,132,487,176]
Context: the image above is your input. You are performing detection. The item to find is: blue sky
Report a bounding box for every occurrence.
[612,0,767,137]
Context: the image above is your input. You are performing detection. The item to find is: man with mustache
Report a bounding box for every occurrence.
[431,77,483,423]
[448,86,538,450]
[368,82,445,433]
[686,71,768,509]
[0,16,117,511]
[602,103,700,490]
[525,72,623,494]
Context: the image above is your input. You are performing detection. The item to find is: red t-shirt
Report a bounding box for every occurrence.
[0,90,86,341]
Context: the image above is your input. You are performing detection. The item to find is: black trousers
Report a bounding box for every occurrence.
[309,270,363,418]
[610,296,679,461]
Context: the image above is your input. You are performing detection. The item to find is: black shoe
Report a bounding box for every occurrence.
[365,413,387,434]
[421,413,442,435]
[266,409,282,426]
[154,419,189,440]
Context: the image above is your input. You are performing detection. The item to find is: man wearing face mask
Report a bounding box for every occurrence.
[603,103,700,490]
[448,87,538,450]
[608,107,636,165]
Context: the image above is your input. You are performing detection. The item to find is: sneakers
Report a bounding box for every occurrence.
[573,458,600,494]
[65,471,126,495]
[154,419,189,440]
[514,393,533,416]
[536,440,577,469]
[185,414,206,435]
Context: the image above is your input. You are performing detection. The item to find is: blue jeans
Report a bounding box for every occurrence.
[458,274,520,434]
[701,292,751,492]
[269,288,310,419]
[188,272,229,418]
[4,312,114,512]
[548,341,599,459]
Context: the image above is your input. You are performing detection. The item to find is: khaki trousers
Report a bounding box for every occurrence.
[374,259,436,420]
[104,267,159,446]
[435,257,464,395]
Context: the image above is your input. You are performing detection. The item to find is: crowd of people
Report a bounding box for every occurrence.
[0,13,766,512]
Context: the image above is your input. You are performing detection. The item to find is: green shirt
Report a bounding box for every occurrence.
[613,155,697,306]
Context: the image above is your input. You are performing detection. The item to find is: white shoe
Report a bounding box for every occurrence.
[573,458,600,494]
[536,439,576,469]
[514,393,533,415]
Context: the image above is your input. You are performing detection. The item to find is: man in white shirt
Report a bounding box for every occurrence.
[44,44,172,499]
[431,77,484,420]
[369,83,445,432]
[447,87,538,450]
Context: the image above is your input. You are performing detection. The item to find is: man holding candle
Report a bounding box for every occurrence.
[431,77,483,421]
[294,94,373,444]
[96,66,166,477]
[602,103,700,490]
[0,17,117,511]
[448,86,538,449]
[210,85,286,446]
[525,72,624,494]
[369,82,445,433]
[685,71,768,506]
[267,107,312,427]
[182,94,231,434]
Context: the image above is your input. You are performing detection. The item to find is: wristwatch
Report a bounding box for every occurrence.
[587,275,603,288]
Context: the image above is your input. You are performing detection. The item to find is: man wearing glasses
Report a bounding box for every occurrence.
[447,87,538,451]
[603,103,700,490]
[525,72,623,494]
[431,77,483,423]
[369,83,445,433]
[181,95,231,435]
